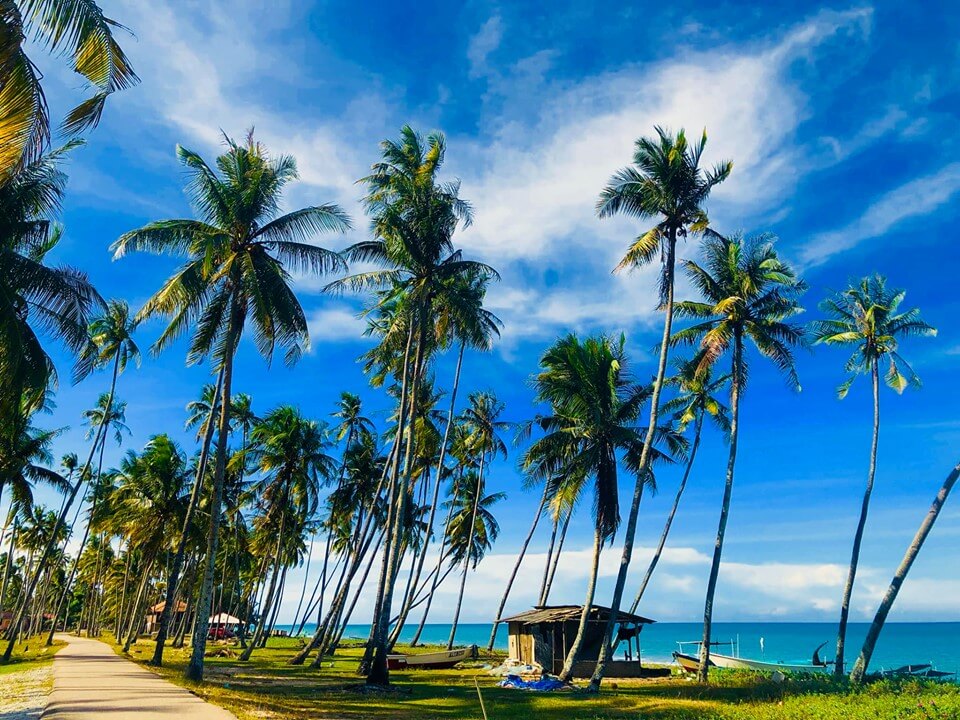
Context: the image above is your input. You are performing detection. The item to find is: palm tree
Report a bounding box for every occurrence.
[849,459,959,683]
[238,406,334,661]
[628,359,729,613]
[107,435,191,652]
[671,232,805,682]
[148,372,224,665]
[113,132,349,681]
[523,334,653,685]
[332,125,494,685]
[446,391,508,649]
[590,127,731,687]
[0,0,139,179]
[443,469,504,647]
[2,299,136,661]
[0,145,101,428]
[810,275,935,676]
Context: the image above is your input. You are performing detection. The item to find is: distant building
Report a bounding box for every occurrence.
[144,600,187,635]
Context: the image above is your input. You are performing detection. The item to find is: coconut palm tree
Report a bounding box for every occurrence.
[112,132,349,681]
[523,334,653,684]
[590,127,731,687]
[107,435,191,652]
[238,406,335,661]
[446,391,508,649]
[3,300,137,661]
[810,275,935,676]
[0,145,101,428]
[0,0,139,179]
[332,125,495,685]
[849,459,959,683]
[443,469,504,647]
[670,232,805,682]
[628,359,729,613]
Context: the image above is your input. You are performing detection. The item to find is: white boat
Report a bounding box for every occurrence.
[387,644,477,670]
[673,640,829,674]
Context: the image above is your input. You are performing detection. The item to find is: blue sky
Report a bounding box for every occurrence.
[15,1,960,625]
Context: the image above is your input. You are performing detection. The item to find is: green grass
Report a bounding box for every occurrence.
[0,637,64,674]
[107,635,960,720]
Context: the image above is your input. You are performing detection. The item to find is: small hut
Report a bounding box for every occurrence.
[144,600,187,634]
[502,604,664,678]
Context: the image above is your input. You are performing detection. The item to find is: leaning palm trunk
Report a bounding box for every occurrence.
[558,529,603,682]
[240,519,286,661]
[537,515,560,605]
[151,369,222,666]
[122,556,155,652]
[630,413,704,614]
[186,306,239,682]
[543,510,571,605]
[835,363,880,676]
[390,343,465,649]
[367,323,424,684]
[697,334,742,683]
[588,235,676,690]
[410,486,459,646]
[447,455,485,650]
[2,354,120,661]
[849,459,960,683]
[488,488,548,650]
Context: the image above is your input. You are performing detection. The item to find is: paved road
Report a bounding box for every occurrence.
[42,635,237,719]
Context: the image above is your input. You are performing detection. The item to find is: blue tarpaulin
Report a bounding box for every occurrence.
[498,674,568,691]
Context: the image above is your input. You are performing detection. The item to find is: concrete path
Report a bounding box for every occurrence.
[42,635,237,719]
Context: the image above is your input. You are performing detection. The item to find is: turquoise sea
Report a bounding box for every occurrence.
[287,622,960,673]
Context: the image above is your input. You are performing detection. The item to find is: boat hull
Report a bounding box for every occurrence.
[674,651,827,674]
[387,645,477,670]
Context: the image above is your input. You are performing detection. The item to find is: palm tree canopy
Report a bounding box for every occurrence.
[661,357,731,436]
[0,145,102,410]
[105,434,192,555]
[82,393,129,445]
[112,132,351,367]
[75,298,140,382]
[672,232,807,389]
[598,126,731,298]
[444,470,504,568]
[523,334,673,541]
[0,0,139,179]
[809,274,936,398]
[0,413,68,513]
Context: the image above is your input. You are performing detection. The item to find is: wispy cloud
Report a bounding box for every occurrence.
[799,163,960,268]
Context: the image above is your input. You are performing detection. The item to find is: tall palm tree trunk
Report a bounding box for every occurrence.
[241,516,286,661]
[151,369,223,666]
[447,456,485,650]
[543,510,571,605]
[186,307,239,682]
[589,234,676,690]
[697,334,742,683]
[630,414,704,614]
[849,459,960,683]
[558,528,603,682]
[538,515,560,605]
[488,488,548,650]
[367,323,423,684]
[2,354,120,661]
[410,483,459,646]
[835,362,880,676]
[122,556,155,652]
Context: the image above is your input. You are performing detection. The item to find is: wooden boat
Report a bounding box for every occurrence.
[387,644,477,670]
[876,664,957,681]
[673,640,829,674]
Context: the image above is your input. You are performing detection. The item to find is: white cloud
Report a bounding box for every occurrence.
[307,305,370,344]
[468,16,504,79]
[799,163,960,268]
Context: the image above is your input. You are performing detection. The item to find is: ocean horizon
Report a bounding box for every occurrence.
[283,621,960,672]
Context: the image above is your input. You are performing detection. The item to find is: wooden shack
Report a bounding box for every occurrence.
[144,600,187,634]
[502,604,665,678]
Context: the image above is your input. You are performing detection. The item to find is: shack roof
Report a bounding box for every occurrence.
[501,604,654,626]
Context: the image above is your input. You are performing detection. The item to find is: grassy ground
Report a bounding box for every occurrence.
[107,635,960,720]
[0,638,64,674]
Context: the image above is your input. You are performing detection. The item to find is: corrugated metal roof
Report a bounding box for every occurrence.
[501,604,654,625]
